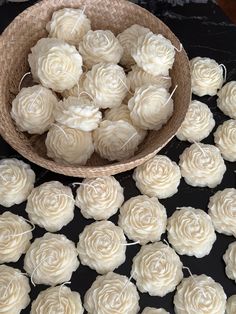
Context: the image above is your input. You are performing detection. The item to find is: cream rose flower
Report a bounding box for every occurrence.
[0,158,35,207]
[127,65,172,92]
[61,72,86,98]
[0,212,32,263]
[77,221,126,274]
[208,188,236,237]
[76,176,124,220]
[131,32,175,76]
[45,123,94,166]
[174,274,227,314]
[217,81,236,119]
[54,96,102,131]
[179,143,226,188]
[11,85,57,134]
[133,155,181,198]
[118,195,167,245]
[93,120,141,161]
[28,38,83,92]
[26,181,75,232]
[79,30,123,68]
[117,24,150,68]
[24,233,79,286]
[226,295,236,314]
[223,242,236,283]
[167,207,216,258]
[214,119,236,162]
[84,272,140,314]
[30,286,84,314]
[142,308,169,314]
[0,265,31,314]
[132,242,183,297]
[176,100,215,142]
[83,63,128,109]
[190,57,224,96]
[128,85,174,130]
[46,8,91,46]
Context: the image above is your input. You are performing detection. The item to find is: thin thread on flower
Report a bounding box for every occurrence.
[118,76,134,95]
[120,240,140,246]
[30,256,53,286]
[79,90,97,105]
[70,182,98,193]
[58,281,71,310]
[183,266,207,298]
[0,173,7,182]
[193,141,207,158]
[164,84,178,106]
[103,33,111,46]
[70,5,86,34]
[28,88,42,113]
[56,193,75,202]
[174,43,183,53]
[3,272,28,298]
[121,131,138,150]
[160,76,171,80]
[219,64,227,82]
[18,72,31,92]
[0,217,35,240]
[52,123,69,140]
[116,271,136,301]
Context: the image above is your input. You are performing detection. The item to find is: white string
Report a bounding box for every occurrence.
[0,217,35,240]
[58,281,71,310]
[160,76,171,80]
[31,256,53,286]
[183,266,207,298]
[120,241,140,246]
[3,272,28,298]
[117,271,135,300]
[0,173,7,182]
[18,72,31,92]
[78,91,97,105]
[193,140,207,158]
[56,193,75,202]
[70,5,86,34]
[52,123,69,139]
[219,64,227,82]
[103,33,111,46]
[164,84,178,106]
[118,76,134,95]
[28,88,42,113]
[70,182,98,193]
[121,131,138,150]
[174,43,183,53]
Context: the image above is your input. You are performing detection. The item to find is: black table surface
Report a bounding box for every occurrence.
[0,1,236,313]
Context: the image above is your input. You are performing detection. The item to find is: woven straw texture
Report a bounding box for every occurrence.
[0,0,191,178]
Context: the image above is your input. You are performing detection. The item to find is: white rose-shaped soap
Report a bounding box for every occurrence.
[77,221,126,274]
[208,188,236,237]
[30,286,84,314]
[132,242,183,297]
[133,155,181,199]
[46,8,91,46]
[83,63,128,109]
[142,308,169,314]
[217,81,236,119]
[131,32,175,76]
[127,65,172,92]
[167,207,216,258]
[84,272,140,314]
[118,195,167,245]
[176,100,215,142]
[26,181,75,232]
[190,57,224,96]
[179,143,226,188]
[45,123,94,165]
[24,233,79,286]
[0,212,32,263]
[79,30,123,68]
[54,96,102,131]
[28,38,83,92]
[0,158,35,207]
[174,274,227,314]
[223,242,236,282]
[61,72,86,98]
[76,176,124,220]
[117,24,150,68]
[93,120,141,161]
[11,85,57,134]
[128,85,174,130]
[0,265,31,314]
[214,119,236,162]
[226,295,236,314]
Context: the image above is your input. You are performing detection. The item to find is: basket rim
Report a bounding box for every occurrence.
[0,0,191,178]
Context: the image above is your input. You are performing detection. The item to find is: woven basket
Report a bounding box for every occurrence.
[0,0,191,178]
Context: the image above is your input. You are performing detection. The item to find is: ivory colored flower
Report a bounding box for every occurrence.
[45,123,94,166]
[223,242,236,283]
[142,308,169,314]
[26,181,75,232]
[0,212,32,263]
[84,272,140,314]
[0,265,31,314]
[11,85,57,134]
[179,143,226,188]
[128,85,174,130]
[0,158,35,207]
[226,295,236,314]
[24,233,79,286]
[217,81,236,119]
[190,57,224,96]
[61,72,86,98]
[79,30,123,68]
[76,176,124,220]
[131,32,175,76]
[46,8,91,46]
[174,274,226,314]
[29,38,83,92]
